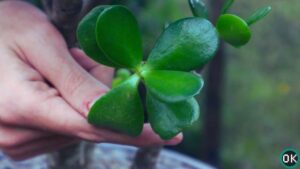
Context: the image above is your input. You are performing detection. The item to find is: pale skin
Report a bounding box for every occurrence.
[0,1,182,160]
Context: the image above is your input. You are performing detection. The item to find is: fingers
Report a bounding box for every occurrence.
[3,92,182,146]
[26,96,182,146]
[16,19,108,117]
[0,91,181,152]
[0,4,183,150]
[3,135,77,161]
[0,46,178,145]
[0,123,181,161]
[95,124,183,147]
[0,124,50,149]
[32,96,99,138]
[70,48,114,87]
[0,124,77,160]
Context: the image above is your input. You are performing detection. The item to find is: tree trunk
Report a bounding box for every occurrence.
[130,1,163,169]
[200,0,225,167]
[131,146,162,169]
[47,142,95,169]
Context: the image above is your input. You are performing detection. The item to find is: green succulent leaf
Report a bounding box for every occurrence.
[188,0,208,18]
[221,0,235,14]
[112,77,124,88]
[112,69,131,88]
[88,75,144,136]
[147,93,200,140]
[146,18,219,71]
[77,6,120,67]
[216,14,251,47]
[96,5,143,68]
[116,68,131,79]
[142,70,204,102]
[246,6,272,26]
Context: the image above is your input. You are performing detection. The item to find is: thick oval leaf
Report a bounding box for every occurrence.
[96,5,143,68]
[112,69,131,88]
[216,14,251,47]
[88,75,144,136]
[142,70,204,102]
[77,6,120,67]
[146,18,219,71]
[116,68,131,79]
[146,93,200,140]
[112,77,124,88]
[188,0,208,18]
[246,6,272,26]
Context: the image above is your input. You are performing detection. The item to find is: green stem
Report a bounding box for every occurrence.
[221,0,234,14]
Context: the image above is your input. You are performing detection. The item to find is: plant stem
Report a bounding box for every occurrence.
[199,0,225,167]
[130,1,163,168]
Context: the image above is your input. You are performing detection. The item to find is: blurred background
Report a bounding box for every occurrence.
[112,0,300,168]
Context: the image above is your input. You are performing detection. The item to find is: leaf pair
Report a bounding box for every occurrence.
[144,70,203,139]
[77,5,219,139]
[77,5,142,68]
[147,93,200,140]
[216,0,272,47]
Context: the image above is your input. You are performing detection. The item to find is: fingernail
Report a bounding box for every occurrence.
[88,96,102,110]
[165,133,183,145]
[84,93,106,117]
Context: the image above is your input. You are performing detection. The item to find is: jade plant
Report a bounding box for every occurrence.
[76,0,271,140]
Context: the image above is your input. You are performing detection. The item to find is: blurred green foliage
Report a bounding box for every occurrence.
[222,0,300,168]
[127,0,300,168]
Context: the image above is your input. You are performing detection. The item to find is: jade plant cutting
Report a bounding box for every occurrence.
[216,0,272,47]
[77,0,271,140]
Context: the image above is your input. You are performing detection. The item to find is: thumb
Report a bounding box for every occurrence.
[18,19,108,117]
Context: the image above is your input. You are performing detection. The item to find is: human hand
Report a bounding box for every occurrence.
[0,1,182,160]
